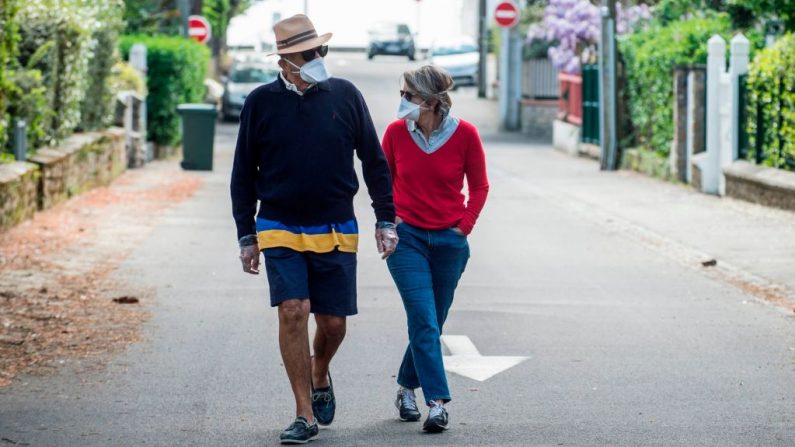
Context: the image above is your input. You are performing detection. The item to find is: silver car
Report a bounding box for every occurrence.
[222,62,279,121]
[428,37,479,89]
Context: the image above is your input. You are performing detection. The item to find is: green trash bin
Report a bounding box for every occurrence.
[177,103,217,171]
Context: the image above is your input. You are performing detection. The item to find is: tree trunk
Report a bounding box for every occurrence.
[191,0,203,15]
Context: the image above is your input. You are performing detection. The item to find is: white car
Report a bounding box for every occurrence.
[222,61,279,121]
[428,37,479,89]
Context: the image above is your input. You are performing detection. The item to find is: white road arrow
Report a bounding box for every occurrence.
[441,335,529,382]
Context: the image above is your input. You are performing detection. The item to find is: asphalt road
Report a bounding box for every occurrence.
[1,53,793,447]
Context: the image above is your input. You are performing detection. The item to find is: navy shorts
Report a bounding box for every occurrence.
[262,247,358,316]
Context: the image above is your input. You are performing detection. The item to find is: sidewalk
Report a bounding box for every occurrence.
[452,87,795,310]
[481,133,795,312]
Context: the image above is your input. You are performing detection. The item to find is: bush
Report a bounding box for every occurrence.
[4,68,48,150]
[79,1,125,131]
[0,0,20,152]
[17,0,93,146]
[728,0,794,32]
[619,15,732,156]
[745,33,795,171]
[120,35,209,147]
[108,61,146,96]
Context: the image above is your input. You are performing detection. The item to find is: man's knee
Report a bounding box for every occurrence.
[317,315,346,339]
[279,299,310,326]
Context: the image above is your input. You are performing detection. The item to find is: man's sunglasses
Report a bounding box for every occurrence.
[301,45,329,61]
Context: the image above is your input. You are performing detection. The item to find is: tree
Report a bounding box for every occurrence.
[124,0,181,35]
[728,0,794,31]
[203,0,250,75]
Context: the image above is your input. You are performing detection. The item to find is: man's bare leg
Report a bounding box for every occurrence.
[312,314,347,388]
[278,299,314,422]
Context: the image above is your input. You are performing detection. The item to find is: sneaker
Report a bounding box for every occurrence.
[311,371,336,426]
[279,416,318,444]
[395,387,421,422]
[422,401,449,433]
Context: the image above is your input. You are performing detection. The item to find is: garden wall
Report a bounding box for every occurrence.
[0,128,126,230]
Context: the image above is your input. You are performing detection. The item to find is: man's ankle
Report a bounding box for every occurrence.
[311,359,330,388]
[298,413,315,424]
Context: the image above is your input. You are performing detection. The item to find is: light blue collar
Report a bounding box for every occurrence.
[406,114,460,154]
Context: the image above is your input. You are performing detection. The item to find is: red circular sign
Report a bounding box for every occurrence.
[188,15,212,44]
[494,1,520,28]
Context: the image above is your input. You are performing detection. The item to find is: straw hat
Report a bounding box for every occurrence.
[271,14,332,55]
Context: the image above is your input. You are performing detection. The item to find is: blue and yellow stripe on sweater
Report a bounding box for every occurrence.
[256,217,359,253]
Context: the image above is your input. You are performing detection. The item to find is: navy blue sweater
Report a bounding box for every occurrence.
[230,76,395,240]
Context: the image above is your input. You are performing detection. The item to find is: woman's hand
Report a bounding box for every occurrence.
[451,227,465,236]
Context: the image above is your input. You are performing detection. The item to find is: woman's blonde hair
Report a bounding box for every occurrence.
[402,65,455,116]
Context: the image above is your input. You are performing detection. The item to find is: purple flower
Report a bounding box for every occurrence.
[532,0,651,74]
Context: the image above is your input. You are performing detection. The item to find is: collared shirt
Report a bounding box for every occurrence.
[406,114,460,154]
[382,118,489,235]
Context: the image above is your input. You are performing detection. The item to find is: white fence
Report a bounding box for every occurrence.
[702,33,750,195]
[522,58,559,100]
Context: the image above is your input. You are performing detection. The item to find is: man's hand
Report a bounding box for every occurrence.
[375,223,398,260]
[239,244,261,274]
[451,227,465,236]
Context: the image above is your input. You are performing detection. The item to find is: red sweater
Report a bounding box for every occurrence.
[381,119,489,235]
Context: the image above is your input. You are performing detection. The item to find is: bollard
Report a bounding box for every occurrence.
[13,120,27,162]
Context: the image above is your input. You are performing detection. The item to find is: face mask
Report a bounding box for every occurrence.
[397,97,425,121]
[286,57,331,84]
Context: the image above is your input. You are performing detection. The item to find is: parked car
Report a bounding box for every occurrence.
[428,37,479,88]
[222,62,279,121]
[367,23,416,61]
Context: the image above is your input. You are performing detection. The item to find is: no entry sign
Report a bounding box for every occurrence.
[494,1,520,28]
[188,15,212,44]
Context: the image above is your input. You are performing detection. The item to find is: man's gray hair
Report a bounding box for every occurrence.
[402,65,455,116]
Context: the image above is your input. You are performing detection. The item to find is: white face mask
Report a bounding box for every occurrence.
[286,57,331,84]
[397,97,429,121]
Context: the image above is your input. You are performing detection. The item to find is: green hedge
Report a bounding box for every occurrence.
[619,15,733,156]
[0,0,20,151]
[120,35,209,147]
[1,0,123,159]
[745,33,795,171]
[80,1,125,131]
[17,0,93,146]
[4,68,48,149]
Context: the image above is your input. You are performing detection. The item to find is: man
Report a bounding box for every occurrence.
[230,14,398,445]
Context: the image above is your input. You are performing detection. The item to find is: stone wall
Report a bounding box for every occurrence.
[0,162,40,231]
[0,128,127,231]
[724,161,795,212]
[521,100,557,141]
[29,128,126,211]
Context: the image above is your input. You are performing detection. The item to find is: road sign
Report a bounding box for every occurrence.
[441,335,529,381]
[494,1,520,28]
[188,15,212,44]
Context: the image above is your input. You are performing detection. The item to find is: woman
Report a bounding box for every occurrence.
[381,65,489,433]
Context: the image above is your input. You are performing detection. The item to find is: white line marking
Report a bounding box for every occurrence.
[441,335,529,382]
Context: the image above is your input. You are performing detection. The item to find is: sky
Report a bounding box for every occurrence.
[227,0,503,50]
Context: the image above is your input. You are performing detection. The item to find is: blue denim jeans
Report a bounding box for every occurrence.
[386,222,470,404]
